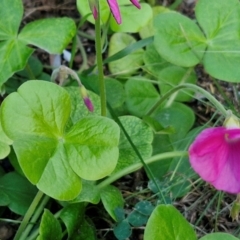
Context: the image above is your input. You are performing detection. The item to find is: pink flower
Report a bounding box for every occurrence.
[189,127,240,194]
[107,0,141,24]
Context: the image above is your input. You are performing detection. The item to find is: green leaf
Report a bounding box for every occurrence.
[158,66,197,102]
[195,0,240,82]
[71,218,96,240]
[71,180,100,204]
[0,172,37,215]
[59,203,85,239]
[125,77,160,117]
[0,0,22,40]
[143,43,171,77]
[108,33,144,75]
[19,18,76,54]
[0,0,76,86]
[37,209,62,240]
[199,233,239,240]
[78,75,125,109]
[144,205,197,240]
[153,12,206,67]
[153,102,195,145]
[0,119,12,160]
[114,116,153,173]
[0,40,33,86]
[110,3,152,33]
[134,201,155,216]
[100,185,124,221]
[1,81,120,200]
[65,86,101,125]
[139,6,169,39]
[114,220,132,240]
[105,78,126,108]
[127,211,148,227]
[17,55,43,79]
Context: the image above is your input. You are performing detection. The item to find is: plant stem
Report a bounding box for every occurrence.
[165,67,193,107]
[21,195,50,240]
[97,151,188,189]
[14,191,44,240]
[147,83,228,117]
[95,1,107,116]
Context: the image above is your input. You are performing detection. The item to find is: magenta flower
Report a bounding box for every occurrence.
[107,0,141,24]
[189,126,240,194]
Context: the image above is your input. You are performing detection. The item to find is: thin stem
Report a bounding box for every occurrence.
[14,191,44,240]
[97,151,188,189]
[20,195,50,240]
[215,191,224,231]
[95,1,107,116]
[76,36,89,72]
[147,83,228,117]
[165,68,193,107]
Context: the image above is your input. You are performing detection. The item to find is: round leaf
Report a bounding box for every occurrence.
[153,102,195,145]
[199,233,239,240]
[114,220,132,240]
[144,205,197,240]
[108,33,143,75]
[125,77,160,117]
[154,12,206,67]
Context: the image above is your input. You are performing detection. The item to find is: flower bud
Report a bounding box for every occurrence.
[224,110,240,128]
[230,194,240,221]
[88,0,98,20]
[79,86,94,112]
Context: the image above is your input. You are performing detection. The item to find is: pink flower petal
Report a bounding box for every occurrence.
[189,127,240,193]
[107,0,122,24]
[130,0,141,9]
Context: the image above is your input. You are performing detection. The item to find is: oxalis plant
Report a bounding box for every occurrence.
[1,0,240,239]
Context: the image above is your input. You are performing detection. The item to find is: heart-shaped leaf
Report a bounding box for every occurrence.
[0,81,120,200]
[144,205,197,240]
